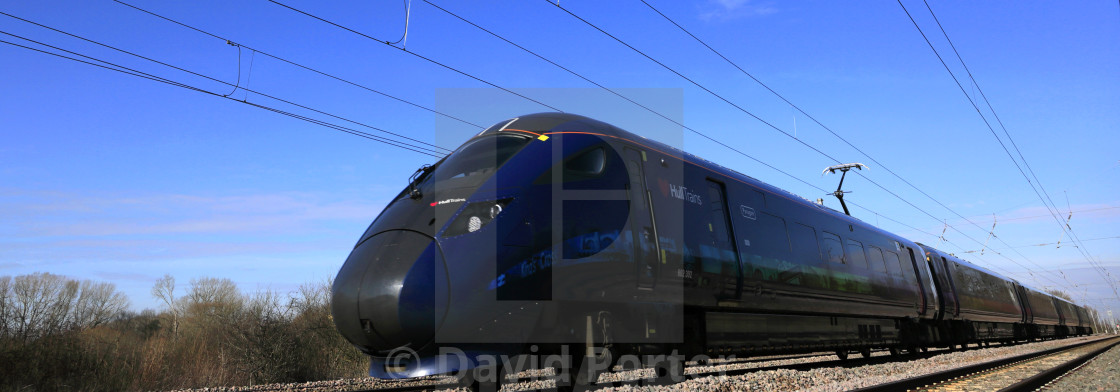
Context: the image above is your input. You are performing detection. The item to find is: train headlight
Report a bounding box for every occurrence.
[445,198,513,237]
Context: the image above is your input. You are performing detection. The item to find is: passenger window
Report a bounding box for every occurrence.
[845,240,868,269]
[758,213,791,256]
[885,251,904,276]
[821,232,844,264]
[867,246,886,273]
[790,223,820,264]
[564,147,605,176]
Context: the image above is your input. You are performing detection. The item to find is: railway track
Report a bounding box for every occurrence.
[347,345,971,391]
[323,351,850,392]
[230,336,1113,392]
[853,336,1120,392]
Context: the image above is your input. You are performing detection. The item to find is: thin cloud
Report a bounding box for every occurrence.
[0,188,394,271]
[2,189,387,238]
[961,203,1120,227]
[699,0,777,22]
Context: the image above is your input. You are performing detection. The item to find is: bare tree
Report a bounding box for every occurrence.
[230,288,300,384]
[4,272,128,340]
[9,273,69,340]
[183,277,242,326]
[72,280,129,329]
[0,276,11,337]
[152,274,181,337]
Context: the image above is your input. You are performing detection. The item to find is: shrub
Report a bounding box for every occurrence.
[0,273,366,391]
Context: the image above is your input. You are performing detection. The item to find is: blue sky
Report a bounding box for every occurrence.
[2,0,1118,321]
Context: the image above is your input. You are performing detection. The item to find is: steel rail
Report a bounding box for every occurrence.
[850,336,1118,392]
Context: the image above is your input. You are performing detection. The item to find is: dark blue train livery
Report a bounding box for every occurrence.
[330,113,1093,390]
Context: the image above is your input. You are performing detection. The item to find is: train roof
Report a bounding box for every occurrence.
[478,113,907,245]
[479,113,838,206]
[918,242,1085,306]
[915,242,1018,282]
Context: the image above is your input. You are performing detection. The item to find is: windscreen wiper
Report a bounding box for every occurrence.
[407,164,434,199]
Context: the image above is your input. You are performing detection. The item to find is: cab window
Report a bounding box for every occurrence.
[434,134,530,187]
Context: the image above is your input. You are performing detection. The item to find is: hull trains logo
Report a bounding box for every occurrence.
[657,179,702,205]
[430,198,466,207]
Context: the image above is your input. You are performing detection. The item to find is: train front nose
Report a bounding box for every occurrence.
[331,230,448,354]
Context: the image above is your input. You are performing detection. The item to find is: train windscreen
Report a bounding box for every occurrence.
[433,133,531,189]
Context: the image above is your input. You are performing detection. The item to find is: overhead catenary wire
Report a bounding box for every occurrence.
[537,1,1074,290]
[418,2,965,240]
[122,0,879,234]
[416,0,962,251]
[921,0,1085,253]
[960,235,1120,254]
[0,24,445,158]
[897,0,1104,269]
[265,0,565,113]
[45,0,1075,291]
[633,0,1080,289]
[917,0,1111,294]
[431,1,1071,289]
[0,34,443,159]
[1,11,450,157]
[946,206,1120,226]
[414,1,835,206]
[896,0,1117,300]
[266,0,977,250]
[6,3,1106,305]
[113,0,480,141]
[275,0,1073,291]
[268,0,995,261]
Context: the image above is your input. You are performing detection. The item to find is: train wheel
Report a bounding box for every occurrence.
[835,350,849,360]
[859,347,872,358]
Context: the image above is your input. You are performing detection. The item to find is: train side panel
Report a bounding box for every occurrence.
[643,145,937,353]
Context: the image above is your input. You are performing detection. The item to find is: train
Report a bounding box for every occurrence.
[330,113,1093,390]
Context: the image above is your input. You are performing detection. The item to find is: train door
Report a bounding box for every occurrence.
[940,257,960,317]
[1014,282,1033,324]
[906,247,928,316]
[923,254,946,320]
[624,148,660,289]
[704,179,741,300]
